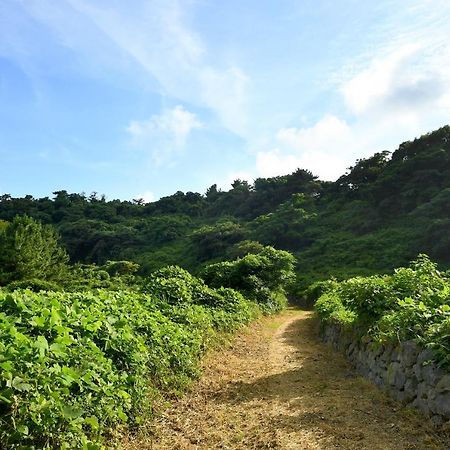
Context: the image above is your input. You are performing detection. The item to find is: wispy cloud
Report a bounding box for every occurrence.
[256,116,354,180]
[2,0,450,197]
[254,2,450,181]
[20,0,250,137]
[127,105,202,165]
[341,44,449,116]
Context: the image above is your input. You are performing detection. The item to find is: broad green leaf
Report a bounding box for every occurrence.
[62,405,84,419]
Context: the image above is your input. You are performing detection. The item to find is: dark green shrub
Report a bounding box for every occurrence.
[6,278,61,292]
[200,246,295,312]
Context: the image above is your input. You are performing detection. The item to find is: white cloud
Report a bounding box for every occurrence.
[341,43,449,116]
[126,105,202,165]
[199,66,250,136]
[135,191,155,203]
[256,150,301,178]
[7,0,450,188]
[277,115,352,153]
[127,105,202,146]
[255,115,354,180]
[46,0,251,137]
[342,44,420,115]
[255,20,450,182]
[256,148,344,181]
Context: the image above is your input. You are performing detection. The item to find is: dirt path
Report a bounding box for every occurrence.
[124,308,450,449]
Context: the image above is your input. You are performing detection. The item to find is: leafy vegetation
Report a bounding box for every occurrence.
[1,125,450,447]
[315,255,450,368]
[0,241,294,448]
[1,126,449,289]
[201,246,295,313]
[0,216,68,285]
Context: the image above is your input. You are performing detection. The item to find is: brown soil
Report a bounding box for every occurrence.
[123,308,450,449]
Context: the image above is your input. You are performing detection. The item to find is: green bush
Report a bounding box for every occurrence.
[0,262,266,448]
[144,266,197,305]
[338,275,394,320]
[0,215,68,285]
[301,278,338,304]
[5,278,62,292]
[315,255,450,367]
[200,246,295,312]
[315,291,356,327]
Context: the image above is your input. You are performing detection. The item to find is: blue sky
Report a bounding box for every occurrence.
[1,0,450,201]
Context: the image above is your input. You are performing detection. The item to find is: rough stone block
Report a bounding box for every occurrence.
[423,364,445,386]
[436,374,450,394]
[387,362,406,389]
[430,392,450,417]
[413,363,424,382]
[417,348,435,366]
[399,341,420,367]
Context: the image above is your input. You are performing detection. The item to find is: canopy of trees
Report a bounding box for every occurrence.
[0,125,449,289]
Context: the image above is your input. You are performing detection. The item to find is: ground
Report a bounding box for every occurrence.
[124,308,450,449]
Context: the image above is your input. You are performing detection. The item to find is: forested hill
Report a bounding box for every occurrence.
[1,125,450,289]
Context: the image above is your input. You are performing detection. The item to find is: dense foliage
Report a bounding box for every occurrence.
[201,246,295,312]
[315,255,450,368]
[0,243,295,448]
[0,281,260,448]
[1,126,449,288]
[0,216,68,285]
[1,124,450,447]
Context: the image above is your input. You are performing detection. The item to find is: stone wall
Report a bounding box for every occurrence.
[322,323,450,425]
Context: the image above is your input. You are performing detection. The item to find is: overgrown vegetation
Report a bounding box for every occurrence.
[0,234,294,448]
[1,125,450,447]
[315,255,450,368]
[201,246,295,313]
[1,126,449,288]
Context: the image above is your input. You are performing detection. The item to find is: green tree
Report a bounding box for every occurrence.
[0,215,69,284]
[201,246,296,311]
[251,194,316,249]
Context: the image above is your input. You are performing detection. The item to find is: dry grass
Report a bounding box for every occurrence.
[123,308,450,449]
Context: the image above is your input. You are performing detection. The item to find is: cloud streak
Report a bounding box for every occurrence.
[62,0,250,137]
[127,105,202,165]
[254,3,450,182]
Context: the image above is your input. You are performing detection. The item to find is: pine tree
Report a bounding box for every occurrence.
[0,215,68,284]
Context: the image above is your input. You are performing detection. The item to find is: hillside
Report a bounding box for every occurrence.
[1,126,450,448]
[1,125,449,289]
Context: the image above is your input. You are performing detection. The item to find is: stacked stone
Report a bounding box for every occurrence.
[322,323,450,425]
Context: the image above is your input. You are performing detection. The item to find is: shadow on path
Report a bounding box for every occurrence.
[213,312,450,450]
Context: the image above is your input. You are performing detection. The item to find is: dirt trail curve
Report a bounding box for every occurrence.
[124,308,450,450]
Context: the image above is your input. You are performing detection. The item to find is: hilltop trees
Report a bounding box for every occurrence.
[0,125,449,286]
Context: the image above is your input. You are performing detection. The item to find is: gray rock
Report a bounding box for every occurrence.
[423,364,445,385]
[403,377,419,403]
[320,321,450,421]
[391,345,401,362]
[417,382,430,400]
[346,342,355,357]
[436,374,450,394]
[413,363,424,382]
[380,344,393,363]
[412,397,431,416]
[399,341,420,367]
[368,342,384,358]
[430,392,450,416]
[374,375,384,388]
[417,348,435,366]
[431,415,444,426]
[387,362,406,389]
